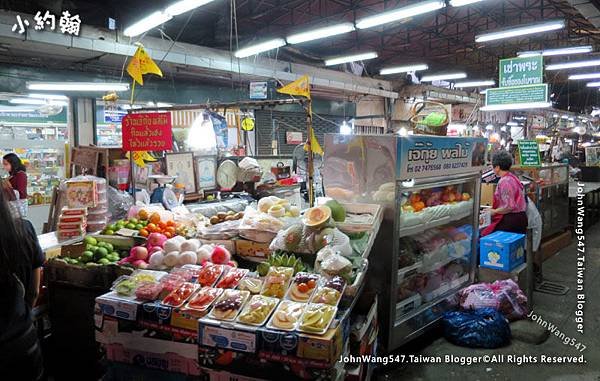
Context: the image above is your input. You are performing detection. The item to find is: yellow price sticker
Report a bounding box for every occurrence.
[241,118,255,131]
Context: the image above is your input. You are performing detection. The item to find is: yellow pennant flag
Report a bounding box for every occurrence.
[304,128,324,156]
[126,44,163,86]
[126,151,156,168]
[277,75,311,99]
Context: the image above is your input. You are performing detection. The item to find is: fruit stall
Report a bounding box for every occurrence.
[44,190,381,380]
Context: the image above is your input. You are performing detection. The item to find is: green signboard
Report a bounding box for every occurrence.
[518,140,541,167]
[499,56,543,87]
[486,84,548,106]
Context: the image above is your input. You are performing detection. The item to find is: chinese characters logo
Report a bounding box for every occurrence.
[13,10,81,36]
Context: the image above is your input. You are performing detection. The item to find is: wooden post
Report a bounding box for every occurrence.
[306,99,315,207]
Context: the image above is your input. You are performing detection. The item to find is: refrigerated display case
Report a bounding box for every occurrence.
[323,134,487,352]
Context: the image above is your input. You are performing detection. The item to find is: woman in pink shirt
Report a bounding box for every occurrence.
[481,150,527,237]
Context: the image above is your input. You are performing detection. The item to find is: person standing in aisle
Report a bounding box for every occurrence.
[0,185,45,380]
[3,153,28,200]
[481,150,528,236]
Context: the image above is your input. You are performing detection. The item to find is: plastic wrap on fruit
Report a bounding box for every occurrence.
[314,246,336,273]
[318,251,352,278]
[269,224,313,254]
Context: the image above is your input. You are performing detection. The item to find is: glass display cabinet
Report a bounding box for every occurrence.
[323,134,487,352]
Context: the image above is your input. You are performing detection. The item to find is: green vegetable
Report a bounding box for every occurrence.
[84,236,97,246]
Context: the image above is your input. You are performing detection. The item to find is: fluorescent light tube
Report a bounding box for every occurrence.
[286,23,355,44]
[124,11,172,37]
[547,59,600,71]
[518,45,592,58]
[234,38,286,58]
[586,82,600,87]
[325,52,378,66]
[27,82,130,91]
[28,93,69,100]
[166,0,216,16]
[10,98,46,105]
[475,20,564,43]
[507,122,519,126]
[421,72,467,82]
[356,0,445,29]
[450,0,488,6]
[481,102,552,111]
[380,64,429,75]
[0,107,36,112]
[454,80,495,88]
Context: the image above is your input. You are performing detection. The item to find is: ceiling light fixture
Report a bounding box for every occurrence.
[27,82,130,91]
[28,93,69,100]
[586,82,600,87]
[546,59,600,71]
[0,106,36,112]
[481,102,552,111]
[165,0,216,16]
[286,23,355,44]
[9,98,46,105]
[454,80,495,88]
[380,64,429,75]
[568,73,600,80]
[356,0,446,29]
[234,38,286,58]
[450,0,488,6]
[123,11,172,37]
[517,45,592,58]
[475,20,565,43]
[506,122,519,126]
[421,72,467,82]
[325,52,378,66]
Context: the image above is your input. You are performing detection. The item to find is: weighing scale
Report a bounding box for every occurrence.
[149,175,179,209]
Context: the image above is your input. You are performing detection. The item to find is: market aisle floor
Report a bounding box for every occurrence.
[378,223,600,381]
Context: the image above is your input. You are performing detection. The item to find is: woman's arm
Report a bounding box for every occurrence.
[31,267,41,307]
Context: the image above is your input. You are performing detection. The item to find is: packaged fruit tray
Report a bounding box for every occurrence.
[236,295,279,326]
[197,264,225,287]
[336,203,382,234]
[297,303,337,335]
[162,282,198,308]
[215,268,248,289]
[285,272,320,303]
[237,275,263,294]
[261,267,294,299]
[310,276,345,307]
[208,290,251,321]
[186,287,224,312]
[267,300,306,331]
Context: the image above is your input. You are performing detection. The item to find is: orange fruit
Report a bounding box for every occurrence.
[149,213,161,224]
[139,228,149,237]
[146,223,157,232]
[164,231,173,239]
[166,220,176,227]
[158,221,167,229]
[166,226,176,234]
[138,209,149,220]
[413,201,426,212]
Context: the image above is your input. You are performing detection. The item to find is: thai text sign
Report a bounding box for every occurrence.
[499,56,543,87]
[122,112,173,151]
[486,84,548,106]
[517,140,541,167]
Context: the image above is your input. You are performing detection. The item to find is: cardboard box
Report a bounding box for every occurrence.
[297,324,345,364]
[480,231,525,272]
[170,308,208,332]
[235,239,271,259]
[480,183,496,207]
[141,301,175,325]
[96,292,142,321]
[198,320,258,353]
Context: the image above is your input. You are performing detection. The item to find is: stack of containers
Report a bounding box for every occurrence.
[87,177,109,232]
[57,207,87,239]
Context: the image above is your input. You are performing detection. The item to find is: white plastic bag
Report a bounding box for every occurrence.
[525,197,542,252]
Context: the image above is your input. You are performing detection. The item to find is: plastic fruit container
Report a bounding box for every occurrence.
[286,272,320,302]
[208,290,250,321]
[267,300,306,331]
[261,267,294,299]
[236,295,279,326]
[297,303,337,335]
[238,276,263,294]
[159,273,186,295]
[135,282,164,301]
[186,287,223,311]
[215,268,248,289]
[111,276,138,297]
[323,276,346,293]
[162,282,198,308]
[170,267,195,282]
[310,287,342,307]
[197,264,224,287]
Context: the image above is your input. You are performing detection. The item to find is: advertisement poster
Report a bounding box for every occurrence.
[122,112,173,152]
[397,136,488,179]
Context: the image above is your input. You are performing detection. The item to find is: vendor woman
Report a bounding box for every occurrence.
[3,153,27,200]
[481,150,527,237]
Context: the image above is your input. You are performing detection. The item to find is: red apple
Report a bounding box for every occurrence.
[211,245,231,265]
[132,259,148,268]
[131,246,149,261]
[148,245,163,255]
[147,232,167,248]
[462,193,471,201]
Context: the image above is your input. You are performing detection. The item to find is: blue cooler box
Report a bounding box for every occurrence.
[479,231,525,272]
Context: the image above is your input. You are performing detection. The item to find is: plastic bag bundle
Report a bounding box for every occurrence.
[459,279,528,321]
[107,186,134,221]
[526,197,542,252]
[442,307,511,349]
